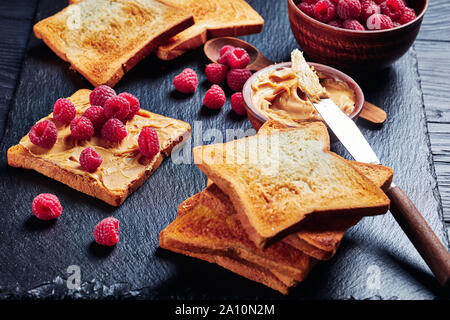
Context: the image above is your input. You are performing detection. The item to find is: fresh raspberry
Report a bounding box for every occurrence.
[299,2,315,17]
[138,127,160,159]
[360,0,381,21]
[205,63,228,84]
[53,98,76,124]
[173,68,198,93]
[29,120,58,148]
[118,92,140,119]
[101,118,127,142]
[336,0,361,20]
[398,7,416,24]
[226,68,252,92]
[343,19,365,30]
[303,0,319,4]
[79,147,102,172]
[393,21,401,27]
[217,46,235,65]
[93,217,119,246]
[104,96,130,121]
[89,85,116,107]
[70,116,94,140]
[83,105,106,131]
[226,48,251,69]
[328,19,343,27]
[366,13,393,30]
[203,85,226,109]
[373,0,385,3]
[313,0,336,23]
[230,92,247,115]
[380,0,405,21]
[32,193,62,220]
[219,45,235,56]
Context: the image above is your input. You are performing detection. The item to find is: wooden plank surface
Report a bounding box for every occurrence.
[417,0,450,41]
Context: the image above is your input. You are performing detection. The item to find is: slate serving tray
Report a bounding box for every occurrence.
[0,0,448,300]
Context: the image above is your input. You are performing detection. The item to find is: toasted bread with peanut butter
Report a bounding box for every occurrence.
[192,121,390,248]
[34,0,194,87]
[7,89,190,206]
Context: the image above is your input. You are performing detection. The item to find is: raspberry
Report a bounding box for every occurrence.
[217,46,235,65]
[398,7,416,24]
[367,13,393,30]
[138,127,160,159]
[226,48,251,69]
[393,21,401,27]
[343,19,365,30]
[230,92,247,115]
[93,217,119,246]
[203,85,226,109]
[336,0,361,20]
[226,68,252,92]
[70,116,94,140]
[373,0,385,3]
[118,92,140,119]
[104,96,130,121]
[101,118,127,142]
[89,85,116,107]
[299,2,315,17]
[173,68,198,93]
[303,0,319,4]
[79,147,102,172]
[53,98,76,124]
[205,63,228,84]
[32,193,62,220]
[380,0,405,21]
[83,105,106,131]
[219,45,235,56]
[29,120,58,148]
[328,19,343,27]
[313,0,336,23]
[360,0,381,21]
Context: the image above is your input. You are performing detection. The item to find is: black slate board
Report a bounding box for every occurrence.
[0,0,448,299]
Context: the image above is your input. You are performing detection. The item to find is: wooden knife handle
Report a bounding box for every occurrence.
[386,186,450,287]
[359,101,387,124]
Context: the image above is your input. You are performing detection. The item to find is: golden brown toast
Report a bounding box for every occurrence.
[34,0,194,87]
[192,121,390,248]
[7,89,190,206]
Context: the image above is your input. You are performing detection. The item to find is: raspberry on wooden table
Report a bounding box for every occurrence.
[313,0,336,23]
[118,92,140,120]
[89,85,116,107]
[101,118,127,142]
[29,120,58,148]
[380,0,405,21]
[83,105,106,131]
[226,68,252,92]
[343,19,365,30]
[93,217,119,246]
[32,193,62,220]
[230,92,247,116]
[79,147,102,172]
[360,0,381,21]
[173,68,198,93]
[104,96,130,121]
[336,0,361,20]
[53,98,76,124]
[205,63,228,84]
[366,13,393,30]
[203,85,226,109]
[70,116,94,140]
[398,7,416,24]
[226,48,251,69]
[138,127,160,159]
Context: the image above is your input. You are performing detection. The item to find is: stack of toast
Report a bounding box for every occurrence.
[160,120,392,294]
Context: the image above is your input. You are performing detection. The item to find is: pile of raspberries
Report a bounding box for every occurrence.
[298,0,417,30]
[172,45,251,115]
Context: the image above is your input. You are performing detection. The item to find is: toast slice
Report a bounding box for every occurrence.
[7,89,190,206]
[34,0,194,87]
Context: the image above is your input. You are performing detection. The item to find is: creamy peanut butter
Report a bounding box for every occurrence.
[19,90,190,193]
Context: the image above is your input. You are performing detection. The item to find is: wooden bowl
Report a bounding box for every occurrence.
[287,0,428,72]
[242,62,364,131]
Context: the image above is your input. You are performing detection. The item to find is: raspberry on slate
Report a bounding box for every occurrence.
[360,0,381,21]
[336,0,361,20]
[32,193,62,220]
[380,0,405,22]
[104,96,130,121]
[53,98,76,124]
[230,92,247,116]
[343,19,365,30]
[313,0,336,23]
[173,68,198,94]
[205,63,228,84]
[398,7,416,24]
[366,13,393,30]
[118,92,140,119]
[93,217,119,246]
[29,120,58,148]
[89,85,116,107]
[70,116,94,140]
[83,105,106,131]
[226,68,252,92]
[138,127,160,159]
[226,48,251,69]
[101,118,127,142]
[79,147,102,172]
[203,85,226,110]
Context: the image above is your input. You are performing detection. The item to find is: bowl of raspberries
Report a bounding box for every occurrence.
[288,0,428,71]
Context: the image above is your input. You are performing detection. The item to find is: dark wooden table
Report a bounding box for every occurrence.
[0,0,449,299]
